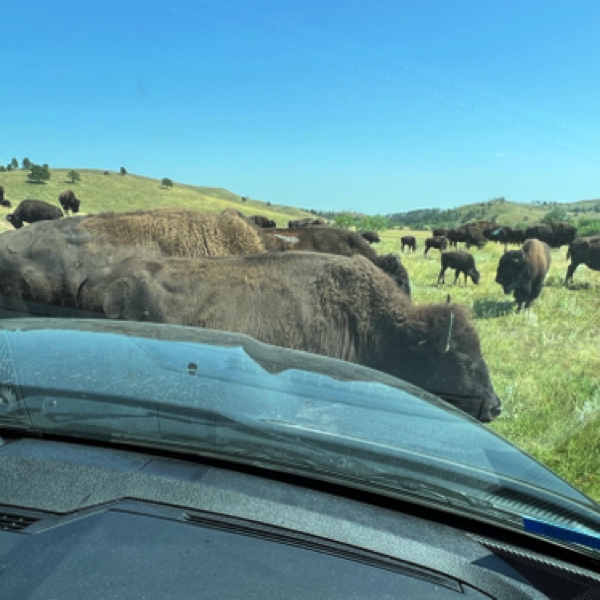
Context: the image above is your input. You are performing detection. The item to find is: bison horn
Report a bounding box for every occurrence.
[437,310,454,353]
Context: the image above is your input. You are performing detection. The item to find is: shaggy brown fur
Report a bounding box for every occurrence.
[81,208,267,258]
[565,236,600,285]
[260,226,410,295]
[495,238,551,311]
[77,251,500,422]
[288,217,326,228]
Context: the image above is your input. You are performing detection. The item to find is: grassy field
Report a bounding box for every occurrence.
[378,229,600,501]
[0,168,312,233]
[0,168,598,501]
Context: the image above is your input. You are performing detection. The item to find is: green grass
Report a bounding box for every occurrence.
[0,168,313,233]
[379,229,600,501]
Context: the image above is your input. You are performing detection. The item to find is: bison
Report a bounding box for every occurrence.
[495,239,551,311]
[424,236,448,255]
[400,235,417,252]
[58,190,81,215]
[432,227,449,238]
[0,186,11,208]
[0,209,410,317]
[438,251,480,285]
[565,236,600,285]
[524,221,577,248]
[249,215,276,228]
[447,227,465,248]
[288,217,326,228]
[76,251,501,422]
[260,226,410,296]
[360,230,380,244]
[6,200,63,229]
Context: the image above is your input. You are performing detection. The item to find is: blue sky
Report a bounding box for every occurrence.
[4,0,600,213]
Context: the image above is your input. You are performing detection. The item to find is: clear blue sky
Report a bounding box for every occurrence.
[4,0,600,213]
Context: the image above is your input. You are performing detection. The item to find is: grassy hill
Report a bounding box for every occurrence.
[0,168,314,234]
[387,197,600,230]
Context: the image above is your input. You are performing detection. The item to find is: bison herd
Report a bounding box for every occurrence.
[0,207,502,423]
[0,187,81,229]
[417,218,598,312]
[0,201,596,426]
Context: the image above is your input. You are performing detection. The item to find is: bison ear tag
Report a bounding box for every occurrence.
[103,278,131,319]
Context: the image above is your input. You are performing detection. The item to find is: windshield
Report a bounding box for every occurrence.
[2,0,600,555]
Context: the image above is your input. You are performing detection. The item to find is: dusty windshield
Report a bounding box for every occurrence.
[2,1,600,510]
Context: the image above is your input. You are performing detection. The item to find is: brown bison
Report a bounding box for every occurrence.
[6,200,63,229]
[288,217,326,228]
[249,215,276,228]
[260,226,410,296]
[447,227,465,248]
[77,251,501,422]
[565,236,600,285]
[0,186,11,208]
[400,235,417,252]
[360,230,381,244]
[424,236,448,255]
[58,190,81,215]
[495,239,551,311]
[432,227,449,238]
[524,221,577,248]
[0,209,410,316]
[438,251,480,285]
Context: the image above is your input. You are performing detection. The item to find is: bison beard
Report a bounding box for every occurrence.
[76,252,501,422]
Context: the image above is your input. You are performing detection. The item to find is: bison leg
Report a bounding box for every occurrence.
[453,270,460,285]
[437,267,446,284]
[565,261,579,285]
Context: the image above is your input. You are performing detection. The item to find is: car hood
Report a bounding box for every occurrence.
[0,318,599,555]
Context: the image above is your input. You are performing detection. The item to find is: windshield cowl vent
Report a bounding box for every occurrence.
[0,512,39,532]
[475,538,600,599]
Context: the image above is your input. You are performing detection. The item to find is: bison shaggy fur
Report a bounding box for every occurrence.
[77,251,501,422]
[495,238,551,311]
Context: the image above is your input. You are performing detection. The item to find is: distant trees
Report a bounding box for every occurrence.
[542,208,570,223]
[21,158,32,170]
[67,170,81,184]
[10,158,18,170]
[358,215,389,231]
[241,196,248,203]
[161,178,173,189]
[333,214,355,229]
[120,166,127,175]
[27,164,51,183]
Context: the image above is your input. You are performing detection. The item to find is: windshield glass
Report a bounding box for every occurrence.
[2,0,600,553]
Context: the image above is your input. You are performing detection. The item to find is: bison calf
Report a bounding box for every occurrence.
[400,235,417,252]
[495,238,551,311]
[6,199,63,229]
[424,236,448,255]
[438,251,480,285]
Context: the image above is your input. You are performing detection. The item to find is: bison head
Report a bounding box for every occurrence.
[495,250,526,294]
[6,214,23,229]
[394,304,502,422]
[374,254,411,297]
